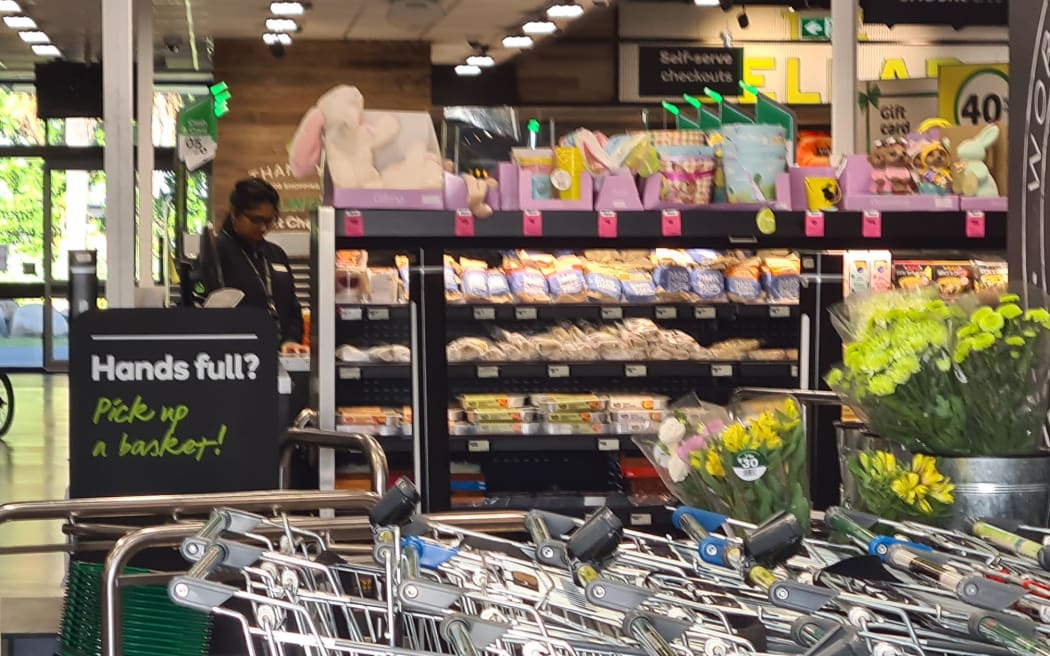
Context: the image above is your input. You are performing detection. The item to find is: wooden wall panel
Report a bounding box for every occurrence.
[516,42,617,104]
[211,39,431,231]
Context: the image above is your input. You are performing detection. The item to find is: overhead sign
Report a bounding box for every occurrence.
[637,46,743,98]
[938,63,1009,126]
[800,17,831,41]
[620,42,1008,104]
[176,82,232,172]
[69,308,279,498]
[860,0,1007,27]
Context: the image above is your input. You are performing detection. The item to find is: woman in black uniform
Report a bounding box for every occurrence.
[204,178,307,354]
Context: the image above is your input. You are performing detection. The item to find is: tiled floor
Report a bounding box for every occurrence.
[0,374,69,633]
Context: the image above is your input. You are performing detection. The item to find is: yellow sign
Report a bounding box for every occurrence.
[938,63,1009,126]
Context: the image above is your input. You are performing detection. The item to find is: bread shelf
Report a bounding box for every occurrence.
[445,302,799,323]
[447,360,798,380]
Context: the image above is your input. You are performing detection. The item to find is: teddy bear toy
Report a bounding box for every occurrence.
[910,140,953,196]
[883,137,917,195]
[868,139,889,195]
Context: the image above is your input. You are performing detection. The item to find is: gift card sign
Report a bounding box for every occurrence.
[804,211,825,238]
[454,210,475,237]
[966,211,986,238]
[661,210,682,237]
[523,210,543,236]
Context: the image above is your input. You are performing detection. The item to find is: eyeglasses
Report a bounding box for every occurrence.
[240,212,278,227]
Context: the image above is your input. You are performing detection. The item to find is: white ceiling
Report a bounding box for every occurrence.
[2,0,607,72]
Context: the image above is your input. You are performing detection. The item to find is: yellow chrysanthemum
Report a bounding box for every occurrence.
[891,472,929,506]
[916,498,934,515]
[929,481,955,505]
[749,421,782,450]
[705,448,725,478]
[910,454,945,487]
[721,424,748,453]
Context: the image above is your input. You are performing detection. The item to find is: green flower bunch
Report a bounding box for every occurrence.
[848,451,955,522]
[826,287,1050,456]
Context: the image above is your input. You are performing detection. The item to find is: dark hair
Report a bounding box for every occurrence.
[229,177,280,217]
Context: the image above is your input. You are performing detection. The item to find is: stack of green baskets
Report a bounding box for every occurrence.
[59,560,213,656]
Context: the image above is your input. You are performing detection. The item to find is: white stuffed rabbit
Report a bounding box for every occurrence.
[952,124,1000,198]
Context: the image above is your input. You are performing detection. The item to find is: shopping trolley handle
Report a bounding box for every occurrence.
[369,477,420,529]
[673,506,729,534]
[867,535,931,558]
[193,508,266,543]
[180,536,265,577]
[768,580,838,613]
[168,575,239,613]
[401,535,460,571]
[440,614,511,654]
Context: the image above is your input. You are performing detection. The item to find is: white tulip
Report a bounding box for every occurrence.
[668,454,691,483]
[658,418,686,447]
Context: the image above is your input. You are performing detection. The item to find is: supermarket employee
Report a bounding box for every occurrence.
[203,178,307,354]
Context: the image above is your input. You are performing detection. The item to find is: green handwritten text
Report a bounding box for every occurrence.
[93,396,156,424]
[90,399,228,461]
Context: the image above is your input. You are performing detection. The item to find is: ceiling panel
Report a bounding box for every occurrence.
[0,0,608,73]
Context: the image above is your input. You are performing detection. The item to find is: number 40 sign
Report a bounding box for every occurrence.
[938,63,1009,127]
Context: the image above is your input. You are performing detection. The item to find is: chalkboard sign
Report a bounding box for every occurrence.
[69,308,279,498]
[637,46,743,98]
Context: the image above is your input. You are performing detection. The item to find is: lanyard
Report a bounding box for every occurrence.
[241,248,281,329]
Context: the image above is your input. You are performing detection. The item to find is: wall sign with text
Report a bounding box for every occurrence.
[637,46,743,98]
[69,308,279,498]
[860,0,1007,27]
[938,63,1009,126]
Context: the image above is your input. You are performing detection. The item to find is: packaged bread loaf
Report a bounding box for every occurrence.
[547,256,588,302]
[486,269,514,304]
[725,254,765,303]
[446,337,493,362]
[369,344,411,363]
[503,258,551,303]
[760,251,801,303]
[584,262,623,303]
[708,338,762,360]
[336,344,371,362]
[444,255,463,303]
[460,257,490,302]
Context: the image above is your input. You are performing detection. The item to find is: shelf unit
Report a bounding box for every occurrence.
[312,207,1008,523]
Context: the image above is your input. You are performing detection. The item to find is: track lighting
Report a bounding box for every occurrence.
[263,32,292,46]
[3,15,36,29]
[264,18,297,33]
[502,35,534,49]
[546,3,584,19]
[522,20,557,35]
[455,64,482,76]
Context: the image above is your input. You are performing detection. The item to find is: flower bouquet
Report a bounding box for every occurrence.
[825,287,1050,457]
[847,451,955,522]
[633,395,809,527]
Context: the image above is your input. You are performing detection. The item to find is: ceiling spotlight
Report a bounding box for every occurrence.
[522,20,557,35]
[18,30,48,43]
[31,44,60,57]
[264,17,297,32]
[546,3,584,19]
[263,32,292,45]
[466,54,495,67]
[719,0,733,10]
[269,43,286,59]
[694,0,721,5]
[455,64,482,77]
[269,1,304,15]
[502,35,534,49]
[0,1,20,13]
[788,0,809,10]
[3,15,36,29]
[737,8,749,28]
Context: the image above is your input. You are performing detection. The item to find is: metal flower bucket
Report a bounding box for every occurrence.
[935,456,1050,531]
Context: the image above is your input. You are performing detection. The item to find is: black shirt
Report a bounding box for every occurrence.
[202,222,304,345]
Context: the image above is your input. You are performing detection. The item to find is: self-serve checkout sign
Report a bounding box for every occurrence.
[68,308,279,498]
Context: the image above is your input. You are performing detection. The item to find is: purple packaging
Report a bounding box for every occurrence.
[691,269,726,301]
[586,272,623,302]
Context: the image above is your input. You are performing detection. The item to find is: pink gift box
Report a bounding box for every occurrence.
[640,173,780,211]
[960,196,1008,212]
[517,170,594,211]
[595,172,643,211]
[443,171,501,212]
[323,168,444,210]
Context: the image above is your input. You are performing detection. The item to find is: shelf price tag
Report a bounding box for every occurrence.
[791,365,800,378]
[804,211,825,238]
[467,440,491,453]
[695,306,717,320]
[340,307,363,321]
[339,367,362,380]
[629,513,653,527]
[769,306,791,319]
[661,210,682,237]
[598,438,620,452]
[966,210,986,238]
[625,364,647,378]
[862,210,882,238]
[655,306,678,320]
[598,211,618,238]
[548,364,570,378]
[584,496,605,507]
[455,210,475,237]
[344,210,364,237]
[523,210,543,236]
[712,364,734,377]
[515,307,538,320]
[601,307,624,320]
[477,366,500,379]
[473,307,496,321]
[367,308,390,321]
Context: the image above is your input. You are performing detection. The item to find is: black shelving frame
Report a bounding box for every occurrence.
[314,207,1008,522]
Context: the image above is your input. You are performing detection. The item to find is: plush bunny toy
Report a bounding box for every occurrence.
[289,85,400,189]
[952,124,1001,198]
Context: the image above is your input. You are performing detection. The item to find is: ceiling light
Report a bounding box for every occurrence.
[466,54,494,67]
[263,32,292,45]
[522,20,557,35]
[3,15,35,29]
[269,1,304,15]
[502,35,533,49]
[32,44,60,57]
[694,0,720,5]
[0,1,20,13]
[737,8,749,28]
[264,17,297,32]
[18,30,48,43]
[455,64,482,77]
[546,3,584,19]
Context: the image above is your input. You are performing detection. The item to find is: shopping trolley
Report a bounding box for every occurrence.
[0,368,13,438]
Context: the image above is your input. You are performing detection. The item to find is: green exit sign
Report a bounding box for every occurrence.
[801,17,831,40]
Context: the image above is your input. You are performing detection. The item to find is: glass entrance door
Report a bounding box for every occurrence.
[0,156,46,369]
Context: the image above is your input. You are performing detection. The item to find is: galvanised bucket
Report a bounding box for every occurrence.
[936,456,1050,531]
